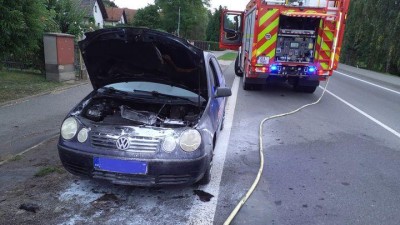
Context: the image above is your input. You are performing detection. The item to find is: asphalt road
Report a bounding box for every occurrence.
[0,84,93,161]
[213,66,400,224]
[0,59,399,224]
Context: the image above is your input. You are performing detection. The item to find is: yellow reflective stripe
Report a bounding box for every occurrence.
[321,41,330,51]
[259,9,278,26]
[320,63,329,70]
[258,17,279,41]
[255,33,278,57]
[324,27,334,40]
[335,52,340,61]
[315,35,322,59]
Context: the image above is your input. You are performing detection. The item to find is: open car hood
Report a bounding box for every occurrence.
[79,28,206,95]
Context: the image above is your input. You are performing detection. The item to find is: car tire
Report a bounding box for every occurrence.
[235,56,243,77]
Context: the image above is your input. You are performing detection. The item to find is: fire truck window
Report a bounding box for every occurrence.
[279,16,319,30]
[224,14,241,41]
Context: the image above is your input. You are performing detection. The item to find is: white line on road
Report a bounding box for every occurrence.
[320,87,400,139]
[187,76,240,225]
[335,71,400,95]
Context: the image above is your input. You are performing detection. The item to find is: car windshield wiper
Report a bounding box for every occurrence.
[132,90,199,104]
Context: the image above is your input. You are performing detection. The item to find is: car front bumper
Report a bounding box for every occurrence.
[58,144,209,187]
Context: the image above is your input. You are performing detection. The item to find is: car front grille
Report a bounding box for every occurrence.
[91,132,160,153]
[92,171,194,186]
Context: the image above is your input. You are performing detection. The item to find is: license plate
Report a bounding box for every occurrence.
[93,157,148,175]
[257,56,269,65]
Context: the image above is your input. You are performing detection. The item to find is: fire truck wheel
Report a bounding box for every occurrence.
[235,56,243,77]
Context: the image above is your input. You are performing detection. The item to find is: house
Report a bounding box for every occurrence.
[104,7,126,26]
[123,8,137,25]
[80,0,107,28]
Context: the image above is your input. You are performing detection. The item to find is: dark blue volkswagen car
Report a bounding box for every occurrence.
[58,28,231,186]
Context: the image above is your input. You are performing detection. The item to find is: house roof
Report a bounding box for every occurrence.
[80,0,107,19]
[123,8,137,24]
[105,7,125,22]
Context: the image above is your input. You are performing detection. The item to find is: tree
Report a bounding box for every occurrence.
[0,0,53,59]
[47,0,86,36]
[206,6,222,42]
[155,0,210,40]
[132,4,162,29]
[103,0,118,8]
[341,0,400,75]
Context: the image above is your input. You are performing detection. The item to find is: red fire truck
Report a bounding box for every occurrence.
[220,0,350,93]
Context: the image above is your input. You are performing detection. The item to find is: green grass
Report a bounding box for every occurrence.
[217,52,237,61]
[0,70,64,104]
[34,166,64,177]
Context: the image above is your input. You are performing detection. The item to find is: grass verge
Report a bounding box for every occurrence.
[0,70,64,104]
[34,166,64,177]
[9,155,22,162]
[217,52,237,61]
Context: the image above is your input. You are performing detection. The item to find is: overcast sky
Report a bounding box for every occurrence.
[113,0,249,11]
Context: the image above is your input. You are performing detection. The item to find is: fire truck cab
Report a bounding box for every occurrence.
[220,0,350,93]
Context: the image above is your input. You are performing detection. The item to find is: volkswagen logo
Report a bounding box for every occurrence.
[116,136,130,150]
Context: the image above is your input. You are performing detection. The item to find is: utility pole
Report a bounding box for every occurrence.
[177,7,181,37]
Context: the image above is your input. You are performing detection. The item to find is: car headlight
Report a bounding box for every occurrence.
[61,117,78,140]
[77,128,89,143]
[162,136,176,153]
[179,129,201,152]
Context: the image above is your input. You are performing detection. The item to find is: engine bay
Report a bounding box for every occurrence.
[82,97,203,128]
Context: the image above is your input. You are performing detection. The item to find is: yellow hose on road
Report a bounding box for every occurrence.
[224,78,331,225]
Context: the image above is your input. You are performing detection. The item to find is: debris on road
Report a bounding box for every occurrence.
[193,190,214,202]
[19,203,40,213]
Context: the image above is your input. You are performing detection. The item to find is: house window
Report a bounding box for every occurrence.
[95,6,97,13]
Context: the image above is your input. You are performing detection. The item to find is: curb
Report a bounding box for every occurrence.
[0,81,89,108]
[0,134,59,166]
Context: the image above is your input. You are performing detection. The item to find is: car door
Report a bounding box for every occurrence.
[208,56,226,132]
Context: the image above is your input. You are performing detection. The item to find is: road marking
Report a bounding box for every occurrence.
[320,87,400,139]
[335,71,400,95]
[187,76,240,224]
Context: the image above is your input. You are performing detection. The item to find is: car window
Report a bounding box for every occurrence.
[105,82,200,99]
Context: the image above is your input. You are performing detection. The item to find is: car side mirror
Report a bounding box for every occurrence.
[215,87,232,98]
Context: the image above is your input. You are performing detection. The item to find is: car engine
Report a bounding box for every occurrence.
[82,97,203,127]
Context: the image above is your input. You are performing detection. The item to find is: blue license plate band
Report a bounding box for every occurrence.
[93,157,148,175]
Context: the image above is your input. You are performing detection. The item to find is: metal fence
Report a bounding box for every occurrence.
[1,41,220,75]
[1,54,43,72]
[190,41,221,51]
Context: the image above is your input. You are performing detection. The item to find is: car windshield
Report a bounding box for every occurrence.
[104,81,203,101]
